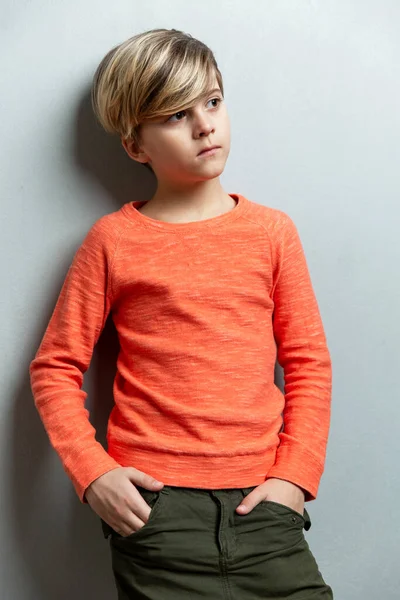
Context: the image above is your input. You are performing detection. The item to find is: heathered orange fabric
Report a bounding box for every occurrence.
[29,193,332,505]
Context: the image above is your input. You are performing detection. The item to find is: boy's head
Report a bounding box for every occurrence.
[91,28,230,186]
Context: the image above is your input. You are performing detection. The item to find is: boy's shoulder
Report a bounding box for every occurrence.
[245,196,294,234]
[81,202,135,248]
[90,202,130,229]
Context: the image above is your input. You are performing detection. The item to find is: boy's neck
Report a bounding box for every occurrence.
[138,179,235,224]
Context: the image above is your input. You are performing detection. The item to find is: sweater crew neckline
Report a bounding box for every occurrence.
[121,193,249,232]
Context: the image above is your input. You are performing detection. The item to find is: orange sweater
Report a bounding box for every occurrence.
[29,193,332,504]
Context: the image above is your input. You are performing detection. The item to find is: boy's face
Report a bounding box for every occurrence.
[121,77,230,185]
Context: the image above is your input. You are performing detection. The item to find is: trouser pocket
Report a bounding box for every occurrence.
[100,485,168,540]
[240,485,312,531]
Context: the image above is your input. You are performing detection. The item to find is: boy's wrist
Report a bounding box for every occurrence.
[267,477,306,499]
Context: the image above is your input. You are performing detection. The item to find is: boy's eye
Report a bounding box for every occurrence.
[167,110,186,123]
[166,97,222,123]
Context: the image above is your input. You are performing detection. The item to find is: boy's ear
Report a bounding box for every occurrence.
[121,136,149,165]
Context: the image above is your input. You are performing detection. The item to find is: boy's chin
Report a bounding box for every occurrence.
[193,162,226,178]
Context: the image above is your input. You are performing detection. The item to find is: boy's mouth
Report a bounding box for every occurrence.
[197,145,221,156]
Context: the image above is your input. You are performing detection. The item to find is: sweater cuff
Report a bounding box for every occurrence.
[69,449,121,504]
[266,436,325,502]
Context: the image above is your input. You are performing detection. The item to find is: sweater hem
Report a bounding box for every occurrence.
[108,445,283,489]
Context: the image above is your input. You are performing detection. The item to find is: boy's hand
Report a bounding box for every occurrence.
[236,477,305,515]
[84,467,164,537]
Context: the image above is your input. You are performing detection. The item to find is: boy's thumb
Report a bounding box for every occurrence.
[126,467,164,490]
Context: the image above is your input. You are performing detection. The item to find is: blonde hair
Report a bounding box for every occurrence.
[91,28,224,172]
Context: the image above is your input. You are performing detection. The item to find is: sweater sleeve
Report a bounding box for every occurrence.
[29,218,122,504]
[266,213,332,502]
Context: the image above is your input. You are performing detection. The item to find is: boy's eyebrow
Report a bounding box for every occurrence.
[202,87,222,97]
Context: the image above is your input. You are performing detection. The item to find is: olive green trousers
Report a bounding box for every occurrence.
[101,484,333,599]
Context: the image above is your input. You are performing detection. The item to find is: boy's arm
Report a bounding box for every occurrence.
[266,212,332,502]
[29,218,121,504]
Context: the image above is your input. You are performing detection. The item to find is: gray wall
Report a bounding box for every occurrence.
[2,1,398,598]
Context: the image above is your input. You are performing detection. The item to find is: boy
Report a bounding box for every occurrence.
[30,28,334,598]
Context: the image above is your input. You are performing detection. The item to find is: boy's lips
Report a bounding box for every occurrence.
[197,145,221,156]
